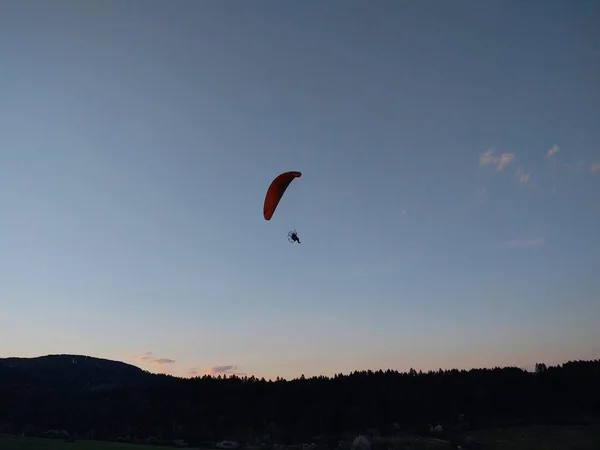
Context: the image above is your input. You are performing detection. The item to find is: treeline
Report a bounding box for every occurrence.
[0,358,599,445]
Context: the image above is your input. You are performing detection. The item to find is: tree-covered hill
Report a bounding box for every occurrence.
[1,355,599,446]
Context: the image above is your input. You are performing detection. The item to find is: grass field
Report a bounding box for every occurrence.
[0,434,182,450]
[463,424,600,450]
[2,425,600,450]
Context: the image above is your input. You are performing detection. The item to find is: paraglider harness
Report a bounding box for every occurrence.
[287,230,301,244]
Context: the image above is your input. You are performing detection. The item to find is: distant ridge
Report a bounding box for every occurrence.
[0,354,170,390]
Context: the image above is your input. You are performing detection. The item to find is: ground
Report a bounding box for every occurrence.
[2,425,600,450]
[0,434,182,450]
[461,424,600,450]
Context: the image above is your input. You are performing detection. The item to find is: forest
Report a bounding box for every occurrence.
[1,355,599,447]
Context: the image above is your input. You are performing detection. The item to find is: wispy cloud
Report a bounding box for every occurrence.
[505,237,546,248]
[476,187,487,199]
[515,168,530,184]
[546,145,560,180]
[479,149,515,171]
[204,364,246,377]
[591,162,600,173]
[133,351,175,366]
[546,144,560,158]
[153,358,176,365]
[479,149,496,167]
[209,364,237,374]
[497,153,515,171]
[187,368,198,377]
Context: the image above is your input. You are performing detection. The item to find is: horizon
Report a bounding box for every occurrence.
[1,1,599,380]
[3,352,594,380]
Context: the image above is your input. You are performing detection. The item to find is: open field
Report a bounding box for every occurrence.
[3,425,600,450]
[0,434,182,450]
[376,425,600,449]
[462,424,600,450]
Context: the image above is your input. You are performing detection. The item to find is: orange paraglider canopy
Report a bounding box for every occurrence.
[263,171,302,220]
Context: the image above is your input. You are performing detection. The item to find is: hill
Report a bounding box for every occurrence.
[0,355,599,447]
[0,354,167,391]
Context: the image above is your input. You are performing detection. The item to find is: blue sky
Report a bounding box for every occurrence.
[1,0,599,380]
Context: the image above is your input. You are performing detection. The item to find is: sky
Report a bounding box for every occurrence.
[1,0,599,380]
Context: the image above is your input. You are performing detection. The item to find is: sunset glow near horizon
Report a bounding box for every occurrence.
[1,1,599,380]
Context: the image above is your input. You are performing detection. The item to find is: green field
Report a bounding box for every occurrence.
[3,425,600,450]
[380,425,600,450]
[0,434,182,450]
[463,424,600,450]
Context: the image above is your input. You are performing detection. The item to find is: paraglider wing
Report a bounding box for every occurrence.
[263,171,302,220]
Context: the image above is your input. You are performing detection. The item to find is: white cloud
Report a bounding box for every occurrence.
[515,168,530,184]
[479,148,515,171]
[496,153,515,171]
[546,144,559,158]
[479,149,496,167]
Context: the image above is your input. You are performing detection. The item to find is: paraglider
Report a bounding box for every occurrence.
[287,230,301,244]
[263,171,302,243]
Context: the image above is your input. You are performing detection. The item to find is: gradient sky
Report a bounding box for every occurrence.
[1,0,599,380]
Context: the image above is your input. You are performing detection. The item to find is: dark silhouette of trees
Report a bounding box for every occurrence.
[1,355,599,446]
